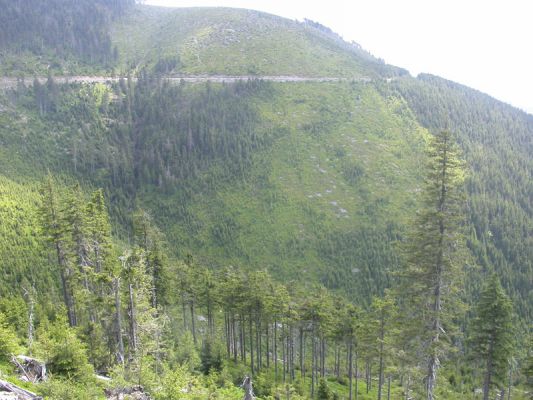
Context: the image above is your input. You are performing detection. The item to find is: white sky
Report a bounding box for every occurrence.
[144,0,533,114]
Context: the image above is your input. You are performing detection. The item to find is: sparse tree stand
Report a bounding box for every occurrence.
[398,131,466,400]
[470,275,514,400]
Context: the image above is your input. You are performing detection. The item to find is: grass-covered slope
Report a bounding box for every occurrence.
[111,6,406,78]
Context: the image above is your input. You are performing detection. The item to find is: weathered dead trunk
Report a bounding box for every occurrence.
[242,376,254,400]
[0,379,42,399]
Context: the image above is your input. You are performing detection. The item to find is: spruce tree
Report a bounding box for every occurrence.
[39,174,77,327]
[470,274,514,400]
[397,131,466,399]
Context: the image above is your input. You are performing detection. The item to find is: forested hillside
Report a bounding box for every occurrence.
[0,0,134,75]
[0,3,531,400]
[389,75,533,320]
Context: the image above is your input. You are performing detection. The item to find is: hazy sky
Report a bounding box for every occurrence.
[144,0,533,114]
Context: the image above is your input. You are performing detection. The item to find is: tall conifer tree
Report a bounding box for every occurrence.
[39,174,77,327]
[397,131,466,399]
[470,274,514,400]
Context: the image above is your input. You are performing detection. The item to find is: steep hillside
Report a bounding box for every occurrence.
[1,4,531,398]
[0,76,427,306]
[111,6,406,78]
[0,0,134,76]
[0,5,530,317]
[389,75,533,319]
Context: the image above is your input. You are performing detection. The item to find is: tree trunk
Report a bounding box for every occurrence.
[57,243,77,327]
[366,361,369,393]
[282,326,286,383]
[321,336,326,377]
[249,314,254,375]
[426,142,448,400]
[128,282,137,353]
[290,324,295,381]
[299,327,304,378]
[378,312,385,400]
[256,318,261,371]
[190,301,197,346]
[311,335,316,397]
[405,375,410,400]
[181,293,188,330]
[355,352,359,400]
[114,277,125,365]
[274,319,278,382]
[266,322,270,369]
[225,313,231,358]
[483,335,495,400]
[241,318,246,362]
[348,340,353,400]
[507,365,512,400]
[233,314,238,362]
[242,376,254,400]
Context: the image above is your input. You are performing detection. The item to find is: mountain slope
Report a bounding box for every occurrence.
[390,74,533,319]
[111,6,406,78]
[0,5,530,321]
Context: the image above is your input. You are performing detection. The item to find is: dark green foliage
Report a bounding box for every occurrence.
[36,316,94,381]
[0,312,21,360]
[396,130,466,398]
[0,0,133,72]
[317,378,333,399]
[317,228,399,301]
[390,75,533,321]
[0,5,530,397]
[37,378,103,400]
[200,339,223,374]
[470,275,514,395]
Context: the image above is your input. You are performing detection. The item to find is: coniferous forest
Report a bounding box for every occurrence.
[0,2,531,400]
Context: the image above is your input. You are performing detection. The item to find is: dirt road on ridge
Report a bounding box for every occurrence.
[0,75,373,90]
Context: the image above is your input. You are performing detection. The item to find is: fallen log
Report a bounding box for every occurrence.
[0,379,42,399]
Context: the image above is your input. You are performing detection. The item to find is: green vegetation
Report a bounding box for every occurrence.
[389,75,533,322]
[0,2,530,399]
[470,275,515,400]
[111,6,406,78]
[0,0,134,76]
[396,130,467,400]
